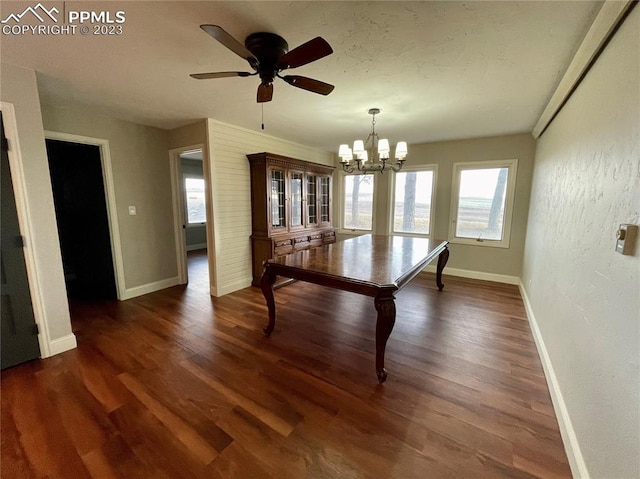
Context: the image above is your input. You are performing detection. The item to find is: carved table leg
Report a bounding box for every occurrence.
[260,266,277,336]
[374,294,396,383]
[436,246,450,291]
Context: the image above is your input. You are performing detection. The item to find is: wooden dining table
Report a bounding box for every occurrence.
[260,234,450,382]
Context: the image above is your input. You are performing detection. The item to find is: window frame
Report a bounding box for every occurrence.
[448,159,518,248]
[389,165,438,238]
[183,174,206,227]
[339,172,377,233]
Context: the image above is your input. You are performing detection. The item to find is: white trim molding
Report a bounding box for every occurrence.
[43,130,126,300]
[423,265,519,285]
[533,0,636,138]
[518,281,589,479]
[0,102,57,358]
[48,334,78,356]
[215,276,253,297]
[186,243,207,252]
[448,158,519,249]
[121,276,181,300]
[169,144,206,286]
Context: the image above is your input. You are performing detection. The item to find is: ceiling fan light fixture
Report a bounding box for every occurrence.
[191,25,335,103]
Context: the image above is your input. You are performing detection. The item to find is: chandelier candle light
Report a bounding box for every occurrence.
[338,108,408,174]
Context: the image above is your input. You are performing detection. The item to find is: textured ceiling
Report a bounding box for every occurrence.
[1,1,602,152]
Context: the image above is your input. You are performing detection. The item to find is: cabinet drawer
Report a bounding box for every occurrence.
[293,236,310,250]
[309,233,323,241]
[274,238,292,248]
[323,231,336,244]
[274,245,293,256]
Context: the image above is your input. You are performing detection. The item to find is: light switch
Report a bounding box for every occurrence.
[615,224,637,255]
[128,205,137,216]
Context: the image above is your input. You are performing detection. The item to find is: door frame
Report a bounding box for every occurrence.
[0,102,49,356]
[44,130,125,300]
[169,144,206,285]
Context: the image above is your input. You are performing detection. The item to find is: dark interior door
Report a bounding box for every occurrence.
[46,139,117,300]
[1,113,41,369]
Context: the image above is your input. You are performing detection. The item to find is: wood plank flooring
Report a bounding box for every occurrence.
[1,250,572,478]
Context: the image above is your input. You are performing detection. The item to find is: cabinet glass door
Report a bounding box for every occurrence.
[290,171,303,228]
[270,169,286,228]
[319,176,330,224]
[307,174,317,226]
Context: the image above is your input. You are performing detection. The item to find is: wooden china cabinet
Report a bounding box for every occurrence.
[247,152,335,286]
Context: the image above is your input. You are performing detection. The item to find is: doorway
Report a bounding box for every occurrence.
[170,146,211,291]
[1,112,41,369]
[46,139,117,300]
[180,149,209,288]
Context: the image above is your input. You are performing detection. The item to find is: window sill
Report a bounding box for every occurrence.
[449,237,510,248]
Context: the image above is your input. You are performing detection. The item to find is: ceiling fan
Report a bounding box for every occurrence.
[190,25,335,103]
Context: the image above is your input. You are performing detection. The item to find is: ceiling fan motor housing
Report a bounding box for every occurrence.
[245,32,289,84]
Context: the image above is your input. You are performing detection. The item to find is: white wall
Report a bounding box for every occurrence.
[0,63,75,355]
[521,7,639,479]
[206,119,333,296]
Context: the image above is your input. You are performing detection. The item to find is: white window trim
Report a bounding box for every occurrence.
[389,165,438,238]
[338,172,376,234]
[183,173,206,226]
[448,159,518,248]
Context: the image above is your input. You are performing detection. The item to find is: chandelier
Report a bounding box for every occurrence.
[338,108,407,174]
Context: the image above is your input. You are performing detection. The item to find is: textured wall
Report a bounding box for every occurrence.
[522,8,639,479]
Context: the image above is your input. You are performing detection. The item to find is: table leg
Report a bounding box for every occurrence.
[436,246,449,291]
[374,294,396,383]
[260,266,277,336]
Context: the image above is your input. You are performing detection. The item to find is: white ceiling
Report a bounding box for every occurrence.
[1,1,602,152]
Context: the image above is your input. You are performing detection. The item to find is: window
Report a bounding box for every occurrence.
[449,159,518,248]
[290,171,303,227]
[184,177,206,224]
[270,169,286,228]
[391,167,436,236]
[343,174,375,231]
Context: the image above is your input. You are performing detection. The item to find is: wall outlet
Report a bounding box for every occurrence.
[615,224,637,255]
[128,205,137,216]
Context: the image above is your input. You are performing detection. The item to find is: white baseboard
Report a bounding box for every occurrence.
[424,265,519,285]
[186,243,207,252]
[215,276,252,297]
[122,276,181,300]
[45,333,77,357]
[518,281,588,479]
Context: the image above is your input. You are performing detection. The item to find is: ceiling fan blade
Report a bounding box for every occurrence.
[257,83,273,103]
[278,37,333,69]
[190,71,254,79]
[282,75,335,96]
[200,24,259,69]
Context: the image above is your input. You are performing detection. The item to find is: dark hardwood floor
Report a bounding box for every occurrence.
[1,250,571,478]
